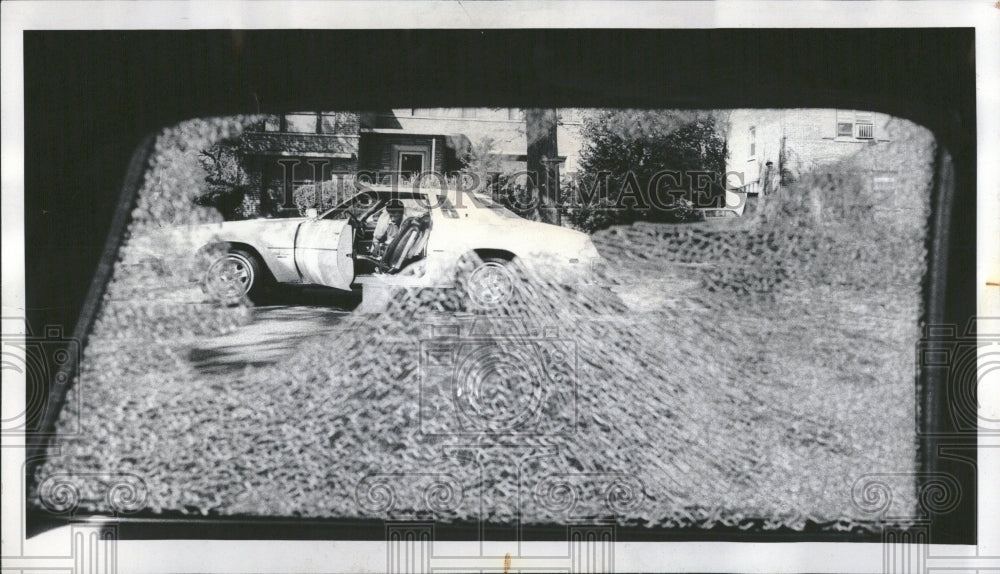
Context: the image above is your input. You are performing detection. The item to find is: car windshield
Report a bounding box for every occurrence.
[466,192,523,219]
[322,191,430,221]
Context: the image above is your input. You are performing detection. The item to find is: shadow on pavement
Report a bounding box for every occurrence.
[261,284,362,309]
[188,285,360,376]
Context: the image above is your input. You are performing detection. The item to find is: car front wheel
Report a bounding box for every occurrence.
[464,256,520,310]
[203,248,269,305]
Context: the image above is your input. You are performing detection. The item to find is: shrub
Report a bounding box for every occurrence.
[568,110,727,232]
[292,178,361,215]
[194,141,252,220]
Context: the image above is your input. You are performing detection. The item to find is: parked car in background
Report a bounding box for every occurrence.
[129,185,603,310]
[699,188,748,220]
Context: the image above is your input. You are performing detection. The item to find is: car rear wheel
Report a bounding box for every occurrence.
[203,248,270,305]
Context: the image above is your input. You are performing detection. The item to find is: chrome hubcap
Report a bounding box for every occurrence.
[207,255,253,300]
[468,262,515,307]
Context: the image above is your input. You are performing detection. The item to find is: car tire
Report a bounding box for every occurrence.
[461,255,522,311]
[203,247,271,305]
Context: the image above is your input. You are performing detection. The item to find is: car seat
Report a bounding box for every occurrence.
[356,212,431,274]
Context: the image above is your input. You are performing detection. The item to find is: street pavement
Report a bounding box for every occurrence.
[187,287,357,376]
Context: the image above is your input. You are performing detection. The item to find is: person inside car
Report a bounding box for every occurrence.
[371,199,405,257]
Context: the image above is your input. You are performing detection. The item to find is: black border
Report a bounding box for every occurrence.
[23,28,977,544]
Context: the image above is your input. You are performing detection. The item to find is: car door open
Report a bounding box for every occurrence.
[294,218,356,289]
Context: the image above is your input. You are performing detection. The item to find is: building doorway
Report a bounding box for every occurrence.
[398,152,425,179]
[392,143,430,180]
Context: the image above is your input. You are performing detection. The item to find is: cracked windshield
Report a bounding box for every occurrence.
[35,108,933,532]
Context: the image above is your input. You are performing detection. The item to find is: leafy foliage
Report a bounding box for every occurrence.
[567,110,729,232]
[292,178,360,215]
[458,136,506,180]
[195,142,251,220]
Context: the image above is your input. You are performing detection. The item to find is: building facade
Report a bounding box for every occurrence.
[725,109,894,214]
[240,108,585,217]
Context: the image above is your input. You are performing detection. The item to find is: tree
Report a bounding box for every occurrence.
[195,141,251,220]
[568,109,728,232]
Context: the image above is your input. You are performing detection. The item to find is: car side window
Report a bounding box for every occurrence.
[324,192,378,221]
[349,194,378,221]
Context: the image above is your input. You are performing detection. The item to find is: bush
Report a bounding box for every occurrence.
[559,175,705,233]
[292,178,361,215]
[567,110,727,232]
[194,141,252,220]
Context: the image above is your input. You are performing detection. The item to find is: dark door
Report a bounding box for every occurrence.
[398,152,424,179]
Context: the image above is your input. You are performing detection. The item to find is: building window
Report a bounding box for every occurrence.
[262,115,281,132]
[508,108,525,121]
[461,108,478,119]
[320,113,343,134]
[285,112,319,133]
[854,111,875,139]
[837,110,875,139]
[748,127,756,159]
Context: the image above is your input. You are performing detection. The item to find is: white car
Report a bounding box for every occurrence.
[133,186,602,310]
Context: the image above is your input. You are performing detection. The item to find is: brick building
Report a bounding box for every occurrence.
[725,109,894,215]
[240,108,584,216]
